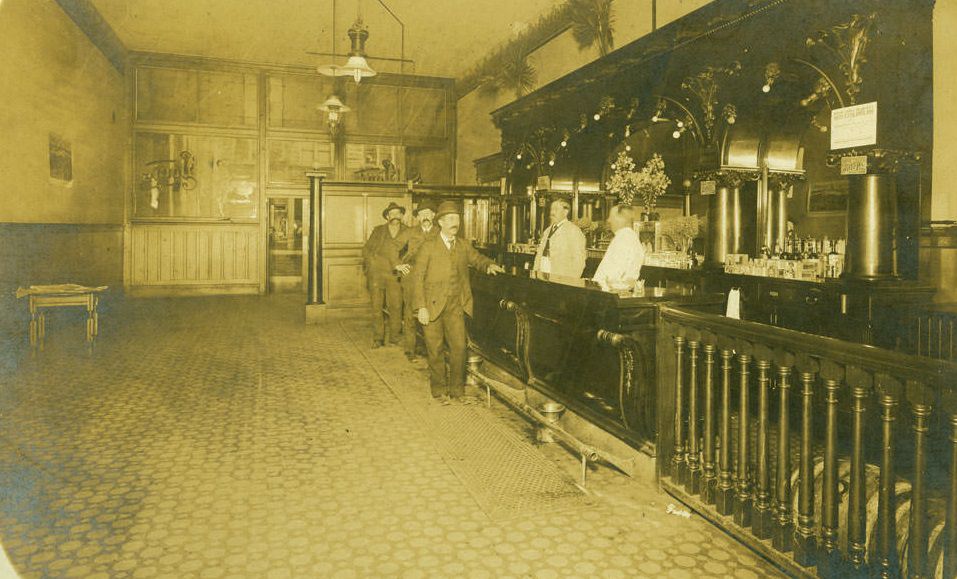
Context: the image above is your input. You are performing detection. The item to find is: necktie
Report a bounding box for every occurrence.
[543,223,559,257]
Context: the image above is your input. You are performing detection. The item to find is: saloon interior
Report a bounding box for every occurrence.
[1,0,956,577]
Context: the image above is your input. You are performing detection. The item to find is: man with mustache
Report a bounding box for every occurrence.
[362,202,408,348]
[394,200,438,362]
[413,201,505,404]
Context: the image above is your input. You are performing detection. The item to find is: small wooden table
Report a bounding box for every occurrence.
[15,284,107,352]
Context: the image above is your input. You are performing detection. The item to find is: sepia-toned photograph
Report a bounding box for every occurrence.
[1,0,956,577]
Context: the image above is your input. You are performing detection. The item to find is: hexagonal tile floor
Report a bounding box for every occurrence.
[0,295,785,578]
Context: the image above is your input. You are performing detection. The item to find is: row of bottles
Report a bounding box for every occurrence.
[724,232,845,281]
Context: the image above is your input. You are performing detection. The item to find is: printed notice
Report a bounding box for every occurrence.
[831,102,877,150]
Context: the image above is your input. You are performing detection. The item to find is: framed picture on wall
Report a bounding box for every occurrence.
[807,179,849,214]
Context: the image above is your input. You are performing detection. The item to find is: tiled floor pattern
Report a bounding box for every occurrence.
[0,296,785,578]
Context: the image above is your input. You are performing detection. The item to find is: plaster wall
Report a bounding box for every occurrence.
[0,0,127,288]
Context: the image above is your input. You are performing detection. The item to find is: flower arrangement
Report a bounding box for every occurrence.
[660,215,701,250]
[606,151,671,213]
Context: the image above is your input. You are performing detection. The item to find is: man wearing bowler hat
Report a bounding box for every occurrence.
[394,199,438,362]
[413,201,505,404]
[362,201,408,348]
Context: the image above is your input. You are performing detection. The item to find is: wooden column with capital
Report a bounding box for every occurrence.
[306,172,327,323]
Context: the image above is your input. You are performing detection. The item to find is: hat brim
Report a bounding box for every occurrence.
[382,206,407,218]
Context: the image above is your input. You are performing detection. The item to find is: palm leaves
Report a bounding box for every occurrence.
[478,40,538,99]
[568,0,615,57]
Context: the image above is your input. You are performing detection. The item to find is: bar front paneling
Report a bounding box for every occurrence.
[470,271,721,450]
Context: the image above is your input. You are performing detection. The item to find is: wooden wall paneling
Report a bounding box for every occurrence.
[324,195,367,246]
[128,224,259,293]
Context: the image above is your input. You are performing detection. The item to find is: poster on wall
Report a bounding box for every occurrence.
[830,102,877,150]
[49,133,73,184]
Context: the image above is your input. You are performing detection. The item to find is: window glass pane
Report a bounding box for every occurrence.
[134,132,259,219]
[267,139,334,185]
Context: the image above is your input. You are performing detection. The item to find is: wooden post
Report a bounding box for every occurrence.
[306,172,327,323]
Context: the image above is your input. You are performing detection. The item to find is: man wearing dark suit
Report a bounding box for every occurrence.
[413,201,505,404]
[362,202,408,348]
[394,200,438,362]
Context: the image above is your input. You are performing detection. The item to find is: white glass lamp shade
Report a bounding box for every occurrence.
[336,55,376,83]
[317,63,340,77]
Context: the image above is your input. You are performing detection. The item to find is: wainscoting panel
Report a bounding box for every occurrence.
[128,223,260,294]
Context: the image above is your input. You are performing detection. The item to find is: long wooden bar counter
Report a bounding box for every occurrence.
[499,248,934,352]
[468,270,722,452]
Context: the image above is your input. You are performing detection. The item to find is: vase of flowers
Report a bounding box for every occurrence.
[606,151,671,220]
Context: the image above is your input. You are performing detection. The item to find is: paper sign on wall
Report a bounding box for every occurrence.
[831,102,878,150]
[700,180,716,195]
[840,155,868,175]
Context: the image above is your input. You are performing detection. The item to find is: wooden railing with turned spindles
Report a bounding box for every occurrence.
[656,304,957,578]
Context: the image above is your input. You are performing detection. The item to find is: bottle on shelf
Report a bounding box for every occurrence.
[826,239,841,279]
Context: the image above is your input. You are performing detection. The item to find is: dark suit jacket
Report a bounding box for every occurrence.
[412,234,494,321]
[362,223,407,281]
[395,225,438,284]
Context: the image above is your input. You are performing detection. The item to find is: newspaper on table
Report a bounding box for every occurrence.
[15,284,108,299]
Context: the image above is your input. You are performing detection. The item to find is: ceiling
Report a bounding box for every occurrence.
[92,0,564,78]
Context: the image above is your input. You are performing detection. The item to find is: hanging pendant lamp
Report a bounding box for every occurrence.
[336,19,376,83]
[317,2,376,84]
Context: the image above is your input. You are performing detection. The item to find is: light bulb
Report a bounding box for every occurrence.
[548,160,555,167]
[611,163,617,170]
[516,153,522,160]
[673,130,681,139]
[625,145,631,152]
[727,115,736,125]
[676,120,684,128]
[560,140,567,147]
[762,84,771,93]
[651,115,659,122]
[593,113,601,121]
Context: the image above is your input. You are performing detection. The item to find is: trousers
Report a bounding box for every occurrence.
[423,294,466,398]
[369,274,402,343]
[401,278,419,354]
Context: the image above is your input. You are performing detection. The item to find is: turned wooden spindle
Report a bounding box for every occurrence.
[875,374,902,579]
[792,354,819,567]
[701,339,717,504]
[752,344,773,539]
[734,340,754,528]
[772,350,795,553]
[945,393,957,579]
[672,335,687,480]
[686,337,701,492]
[716,344,735,515]
[819,360,844,576]
[845,365,873,569]
[907,379,933,579]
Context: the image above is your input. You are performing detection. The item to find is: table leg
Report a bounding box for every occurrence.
[29,299,38,352]
[87,296,98,353]
[38,311,46,351]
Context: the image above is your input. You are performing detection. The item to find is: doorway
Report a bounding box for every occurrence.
[267,196,306,293]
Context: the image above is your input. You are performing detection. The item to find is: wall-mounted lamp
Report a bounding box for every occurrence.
[318,94,351,136]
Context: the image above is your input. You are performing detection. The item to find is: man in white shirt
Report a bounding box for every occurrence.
[593,204,645,291]
[532,199,587,279]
